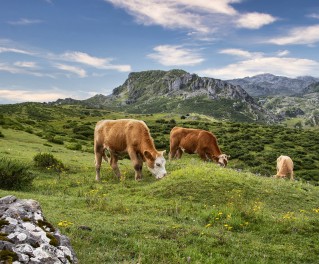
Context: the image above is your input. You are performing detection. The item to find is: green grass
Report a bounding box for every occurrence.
[1,128,319,263]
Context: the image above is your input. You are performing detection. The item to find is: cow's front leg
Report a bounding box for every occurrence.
[289,171,294,180]
[198,150,209,161]
[175,148,183,159]
[169,147,181,160]
[128,150,143,180]
[109,152,121,178]
[95,152,103,181]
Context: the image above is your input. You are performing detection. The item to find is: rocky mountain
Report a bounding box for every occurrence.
[301,82,319,95]
[259,80,319,127]
[227,73,319,97]
[78,69,276,123]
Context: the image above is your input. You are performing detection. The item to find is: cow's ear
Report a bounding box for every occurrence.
[144,150,155,161]
[161,150,166,156]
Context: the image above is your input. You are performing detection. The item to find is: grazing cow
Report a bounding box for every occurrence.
[274,155,294,180]
[169,126,229,167]
[94,119,167,181]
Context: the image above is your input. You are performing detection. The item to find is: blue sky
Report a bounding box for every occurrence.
[1,0,319,104]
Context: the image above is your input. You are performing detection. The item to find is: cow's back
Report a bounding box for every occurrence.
[170,127,215,153]
[94,119,149,152]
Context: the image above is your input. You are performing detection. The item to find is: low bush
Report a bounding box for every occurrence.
[0,158,35,190]
[33,153,66,172]
[65,142,82,151]
[47,136,64,145]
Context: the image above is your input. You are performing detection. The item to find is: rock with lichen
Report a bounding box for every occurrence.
[0,195,78,264]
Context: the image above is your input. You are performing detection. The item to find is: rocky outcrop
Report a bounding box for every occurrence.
[227,74,319,97]
[0,195,78,264]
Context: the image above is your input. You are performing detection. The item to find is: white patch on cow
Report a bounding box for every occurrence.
[147,156,167,179]
[218,154,228,167]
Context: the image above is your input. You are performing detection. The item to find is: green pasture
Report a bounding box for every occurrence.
[1,103,319,184]
[1,128,319,263]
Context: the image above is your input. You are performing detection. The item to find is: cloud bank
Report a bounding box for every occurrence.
[198,48,319,79]
[105,0,277,35]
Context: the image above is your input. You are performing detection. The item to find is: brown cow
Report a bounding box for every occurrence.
[169,126,229,167]
[274,155,294,180]
[94,119,167,181]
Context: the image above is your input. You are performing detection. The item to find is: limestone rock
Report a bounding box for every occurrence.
[0,195,78,264]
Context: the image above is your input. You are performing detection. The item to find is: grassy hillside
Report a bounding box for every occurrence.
[1,103,319,183]
[1,128,319,263]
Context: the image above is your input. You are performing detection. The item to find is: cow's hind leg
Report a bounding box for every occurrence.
[109,152,121,178]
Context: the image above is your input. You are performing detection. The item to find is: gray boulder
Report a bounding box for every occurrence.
[0,195,78,264]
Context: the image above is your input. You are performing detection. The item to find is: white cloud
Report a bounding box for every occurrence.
[7,18,43,26]
[0,47,33,55]
[308,13,319,19]
[276,50,290,57]
[268,24,319,45]
[0,61,55,78]
[62,52,110,68]
[55,64,87,78]
[0,63,25,74]
[104,0,275,34]
[236,12,277,29]
[219,48,263,58]
[14,61,38,68]
[105,0,210,33]
[147,45,204,66]
[61,51,131,72]
[169,0,239,15]
[198,50,319,79]
[0,89,70,103]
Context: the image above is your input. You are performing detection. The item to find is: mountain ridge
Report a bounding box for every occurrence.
[61,69,276,123]
[227,73,319,97]
[51,70,319,125]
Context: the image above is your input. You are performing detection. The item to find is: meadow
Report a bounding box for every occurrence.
[1,103,319,183]
[1,103,319,263]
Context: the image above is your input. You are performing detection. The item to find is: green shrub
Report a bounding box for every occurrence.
[33,153,65,172]
[0,131,4,138]
[65,142,82,151]
[0,158,35,190]
[47,136,64,145]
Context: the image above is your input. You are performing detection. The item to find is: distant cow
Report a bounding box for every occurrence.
[275,155,294,180]
[169,126,229,167]
[94,119,167,181]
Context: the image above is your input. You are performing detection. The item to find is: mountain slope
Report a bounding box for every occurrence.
[227,73,319,97]
[260,81,319,126]
[81,70,276,123]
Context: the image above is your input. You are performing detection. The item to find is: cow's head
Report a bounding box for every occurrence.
[216,154,229,167]
[144,150,167,179]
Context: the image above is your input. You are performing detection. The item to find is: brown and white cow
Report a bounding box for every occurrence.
[169,126,229,167]
[94,119,167,181]
[274,155,294,180]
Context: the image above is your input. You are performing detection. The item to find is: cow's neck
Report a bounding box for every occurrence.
[140,138,157,156]
[212,146,222,157]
